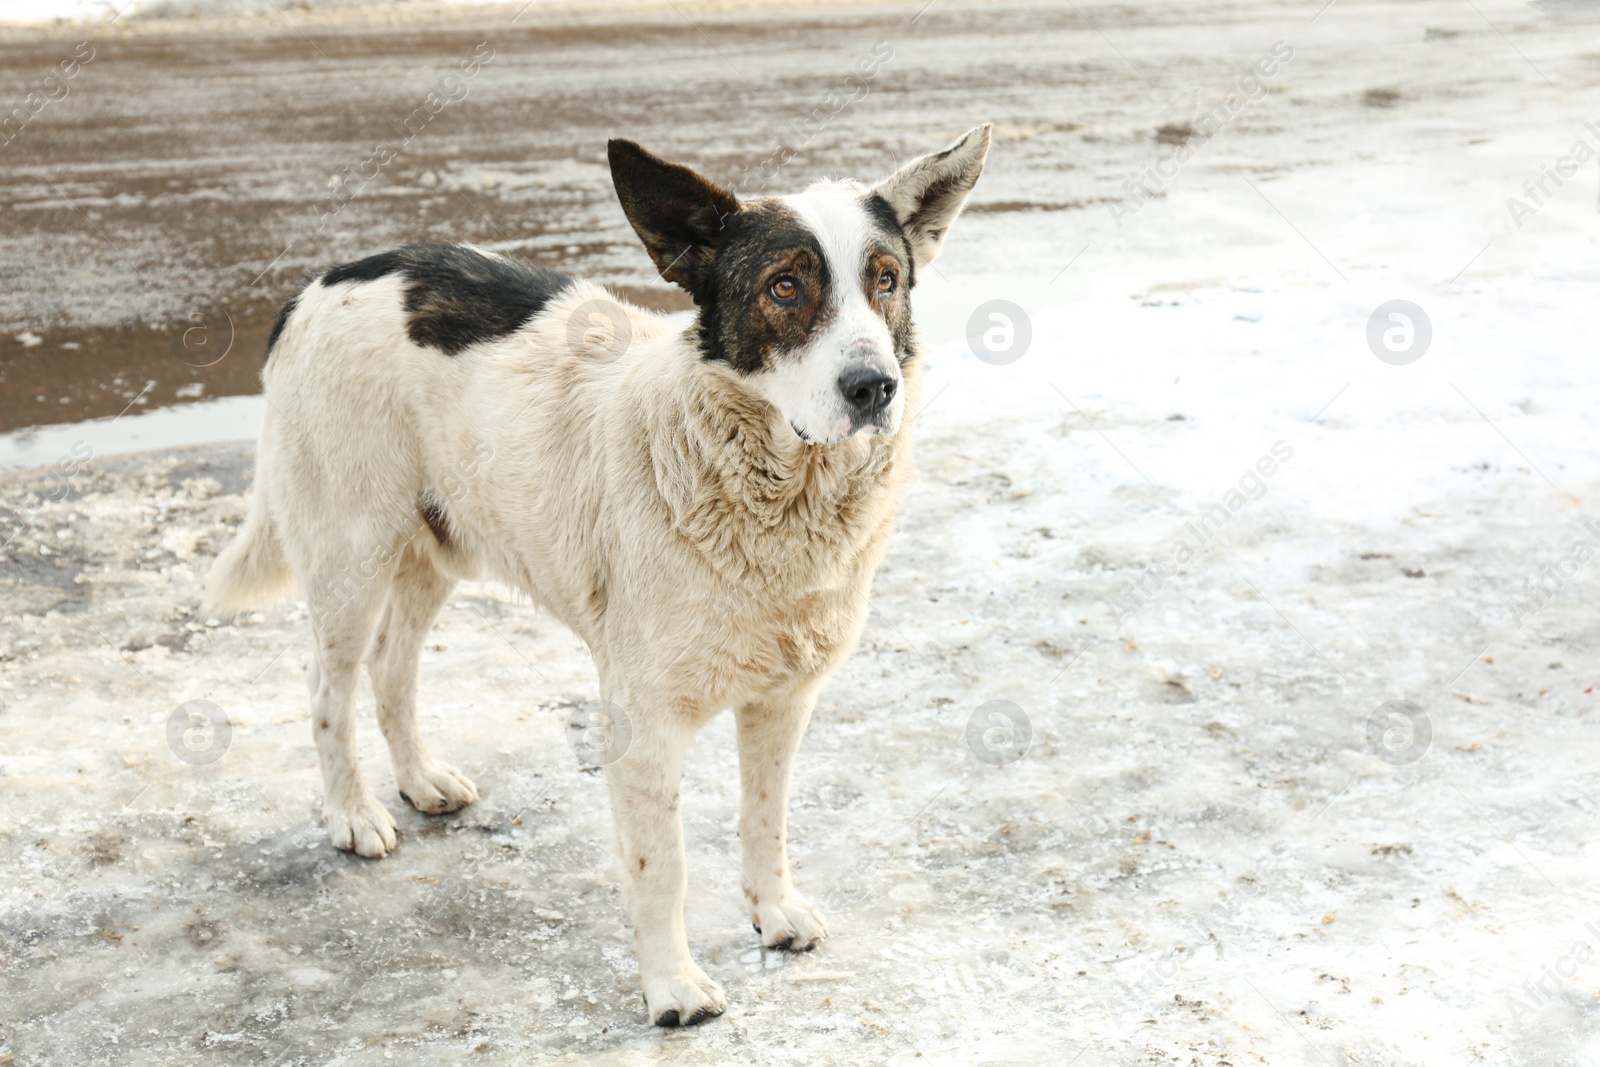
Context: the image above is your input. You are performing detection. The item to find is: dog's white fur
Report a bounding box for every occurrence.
[206,126,989,1025]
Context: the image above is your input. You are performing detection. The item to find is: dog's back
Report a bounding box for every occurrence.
[206,243,657,623]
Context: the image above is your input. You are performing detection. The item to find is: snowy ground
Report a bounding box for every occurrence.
[5,1,1600,1064]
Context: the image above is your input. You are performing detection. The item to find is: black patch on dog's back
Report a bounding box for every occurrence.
[322,249,409,288]
[265,290,301,359]
[320,244,573,356]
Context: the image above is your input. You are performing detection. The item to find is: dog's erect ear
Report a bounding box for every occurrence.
[871,124,991,271]
[608,139,740,299]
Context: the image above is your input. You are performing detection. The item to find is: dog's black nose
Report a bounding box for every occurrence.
[837,367,897,414]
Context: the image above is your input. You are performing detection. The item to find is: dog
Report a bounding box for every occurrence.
[204,125,990,1026]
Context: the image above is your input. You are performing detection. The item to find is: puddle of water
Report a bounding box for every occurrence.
[0,394,263,472]
[0,306,276,436]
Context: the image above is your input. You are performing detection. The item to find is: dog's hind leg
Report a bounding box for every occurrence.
[305,559,397,859]
[737,685,828,951]
[369,542,476,816]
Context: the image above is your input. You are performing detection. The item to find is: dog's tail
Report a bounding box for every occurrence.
[203,489,295,615]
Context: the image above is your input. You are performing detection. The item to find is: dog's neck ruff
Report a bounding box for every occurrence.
[647,345,919,589]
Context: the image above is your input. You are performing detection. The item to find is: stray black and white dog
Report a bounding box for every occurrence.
[207,126,990,1025]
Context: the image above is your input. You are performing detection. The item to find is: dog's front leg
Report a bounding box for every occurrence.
[737,686,828,951]
[603,704,727,1027]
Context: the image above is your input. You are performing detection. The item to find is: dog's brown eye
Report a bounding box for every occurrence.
[877,270,896,295]
[770,277,798,302]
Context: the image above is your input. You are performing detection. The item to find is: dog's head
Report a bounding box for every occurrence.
[608,126,991,445]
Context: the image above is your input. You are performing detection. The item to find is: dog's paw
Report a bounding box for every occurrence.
[397,760,478,815]
[752,892,828,951]
[642,965,727,1027]
[326,794,398,858]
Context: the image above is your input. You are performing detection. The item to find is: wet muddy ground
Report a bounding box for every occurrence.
[10,0,1595,435]
[2,0,1064,430]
